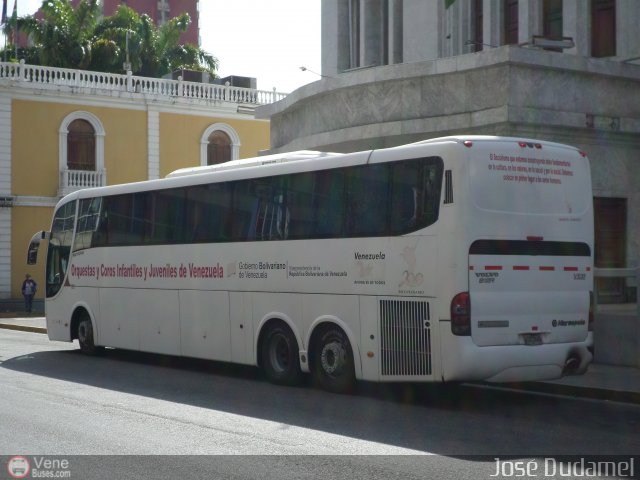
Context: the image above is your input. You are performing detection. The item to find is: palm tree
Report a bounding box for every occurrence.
[90,5,145,73]
[2,1,218,79]
[3,0,100,69]
[97,7,218,78]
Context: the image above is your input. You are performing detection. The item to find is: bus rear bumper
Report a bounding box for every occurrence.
[441,334,593,383]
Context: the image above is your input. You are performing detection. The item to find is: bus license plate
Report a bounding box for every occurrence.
[522,333,543,346]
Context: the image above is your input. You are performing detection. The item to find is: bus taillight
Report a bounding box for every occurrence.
[451,292,471,336]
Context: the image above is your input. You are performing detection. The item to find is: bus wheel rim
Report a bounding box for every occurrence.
[79,322,89,343]
[320,341,346,376]
[269,334,290,373]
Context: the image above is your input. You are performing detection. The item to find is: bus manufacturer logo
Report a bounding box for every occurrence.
[475,272,499,284]
[552,319,586,327]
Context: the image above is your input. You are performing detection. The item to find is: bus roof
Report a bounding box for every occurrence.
[406,135,583,152]
[166,150,344,178]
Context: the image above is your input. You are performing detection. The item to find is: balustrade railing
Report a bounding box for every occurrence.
[59,169,107,197]
[0,60,287,105]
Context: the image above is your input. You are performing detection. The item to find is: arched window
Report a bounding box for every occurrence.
[207,130,232,165]
[67,119,96,170]
[58,111,106,196]
[200,123,241,166]
[59,111,105,172]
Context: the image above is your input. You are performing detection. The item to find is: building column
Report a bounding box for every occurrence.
[0,95,11,299]
[148,109,160,180]
[563,0,590,56]
[361,0,383,67]
[518,0,543,44]
[442,0,458,57]
[0,209,10,300]
[616,0,640,61]
[321,0,346,76]
[389,0,403,64]
[403,0,443,63]
[484,0,503,49]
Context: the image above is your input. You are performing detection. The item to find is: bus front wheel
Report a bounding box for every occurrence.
[77,315,101,355]
[261,322,302,386]
[312,326,355,394]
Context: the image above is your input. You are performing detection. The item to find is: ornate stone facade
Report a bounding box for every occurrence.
[258,0,640,268]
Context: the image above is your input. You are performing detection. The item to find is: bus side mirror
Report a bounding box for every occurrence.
[27,231,50,265]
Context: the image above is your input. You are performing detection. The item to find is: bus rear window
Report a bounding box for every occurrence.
[470,240,591,256]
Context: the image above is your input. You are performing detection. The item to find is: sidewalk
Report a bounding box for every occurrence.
[1,316,639,404]
[0,315,48,334]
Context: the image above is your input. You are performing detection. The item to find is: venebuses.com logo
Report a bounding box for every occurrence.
[6,456,71,478]
[7,456,30,479]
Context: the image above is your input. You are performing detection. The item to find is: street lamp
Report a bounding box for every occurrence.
[299,66,330,79]
[123,30,132,72]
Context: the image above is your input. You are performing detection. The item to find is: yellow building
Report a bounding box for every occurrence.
[0,60,283,305]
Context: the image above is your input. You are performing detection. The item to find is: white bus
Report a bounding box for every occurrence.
[27,136,594,393]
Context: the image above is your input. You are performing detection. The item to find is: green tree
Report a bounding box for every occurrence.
[3,0,100,69]
[110,7,218,77]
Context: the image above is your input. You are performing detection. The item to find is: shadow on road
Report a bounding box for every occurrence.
[3,345,639,456]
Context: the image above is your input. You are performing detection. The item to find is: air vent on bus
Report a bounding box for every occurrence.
[379,299,432,376]
[444,170,453,204]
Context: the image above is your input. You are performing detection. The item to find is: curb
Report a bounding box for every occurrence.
[515,382,640,405]
[474,381,640,405]
[0,323,47,334]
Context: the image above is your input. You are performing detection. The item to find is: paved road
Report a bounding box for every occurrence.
[1,330,639,479]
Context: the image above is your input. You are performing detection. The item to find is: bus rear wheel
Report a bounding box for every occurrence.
[261,322,301,386]
[77,315,101,355]
[312,326,355,394]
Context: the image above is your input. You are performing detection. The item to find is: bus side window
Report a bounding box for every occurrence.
[247,184,269,240]
[390,161,420,234]
[389,157,444,233]
[130,192,151,243]
[313,169,345,238]
[241,177,287,241]
[105,195,131,245]
[230,180,254,241]
[232,178,280,241]
[74,197,102,251]
[93,207,109,247]
[209,184,233,241]
[286,172,314,239]
[419,159,444,227]
[346,164,389,237]
[183,182,234,243]
[185,183,232,243]
[149,188,185,244]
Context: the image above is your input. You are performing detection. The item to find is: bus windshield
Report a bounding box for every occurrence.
[46,201,75,298]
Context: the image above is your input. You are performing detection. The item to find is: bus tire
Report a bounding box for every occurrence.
[312,326,355,394]
[77,315,101,355]
[260,322,302,386]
